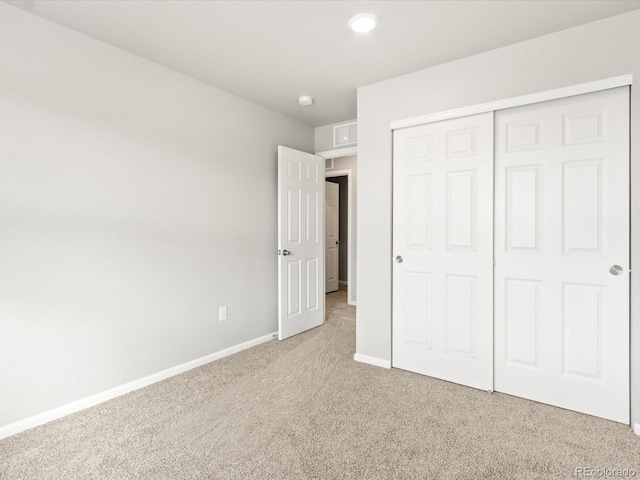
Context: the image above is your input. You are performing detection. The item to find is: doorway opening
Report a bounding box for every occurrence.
[326,175,348,300]
[324,161,355,308]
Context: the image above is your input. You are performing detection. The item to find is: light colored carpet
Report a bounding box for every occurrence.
[1,287,639,479]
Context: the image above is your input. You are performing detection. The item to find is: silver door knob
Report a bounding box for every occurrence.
[282,249,291,256]
[610,265,623,275]
[336,240,341,245]
[395,255,403,263]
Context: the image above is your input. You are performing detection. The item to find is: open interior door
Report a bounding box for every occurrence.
[278,146,325,340]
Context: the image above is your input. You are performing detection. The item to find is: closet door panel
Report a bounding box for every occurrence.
[494,87,630,423]
[392,112,493,390]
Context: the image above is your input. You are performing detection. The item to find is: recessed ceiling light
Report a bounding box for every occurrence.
[299,95,313,106]
[348,13,378,33]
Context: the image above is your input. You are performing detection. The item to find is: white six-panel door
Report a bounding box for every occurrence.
[278,146,325,340]
[392,87,630,423]
[325,181,339,293]
[392,112,494,390]
[494,87,630,423]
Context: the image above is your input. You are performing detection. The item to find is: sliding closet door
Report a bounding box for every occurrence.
[392,112,494,390]
[494,87,630,423]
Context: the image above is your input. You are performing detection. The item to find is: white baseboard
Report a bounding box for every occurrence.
[354,353,391,369]
[338,280,348,285]
[0,331,277,440]
[348,300,357,306]
[634,423,640,436]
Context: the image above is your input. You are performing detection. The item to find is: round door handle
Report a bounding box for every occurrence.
[282,249,292,256]
[336,240,341,245]
[395,255,403,263]
[610,265,623,275]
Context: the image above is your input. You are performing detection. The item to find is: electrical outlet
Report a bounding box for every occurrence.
[218,306,227,321]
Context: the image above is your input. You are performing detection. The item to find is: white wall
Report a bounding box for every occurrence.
[0,4,313,428]
[357,9,640,428]
[326,155,357,305]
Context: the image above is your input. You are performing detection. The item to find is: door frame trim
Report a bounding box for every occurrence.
[391,74,632,130]
[325,168,355,306]
[317,146,357,159]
